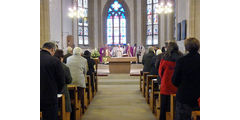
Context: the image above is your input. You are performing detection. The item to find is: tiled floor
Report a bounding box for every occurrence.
[81,74,156,120]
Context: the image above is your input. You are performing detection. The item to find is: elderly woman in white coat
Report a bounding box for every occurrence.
[66,47,88,112]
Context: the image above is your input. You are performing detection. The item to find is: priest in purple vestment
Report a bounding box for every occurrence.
[126,43,133,57]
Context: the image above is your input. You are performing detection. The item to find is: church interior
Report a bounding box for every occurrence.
[40,0,200,120]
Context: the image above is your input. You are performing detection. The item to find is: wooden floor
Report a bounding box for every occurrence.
[82,74,156,120]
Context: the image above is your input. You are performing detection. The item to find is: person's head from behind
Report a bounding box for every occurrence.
[54,49,64,62]
[167,41,179,54]
[84,50,91,59]
[184,37,200,53]
[73,47,83,56]
[67,46,73,54]
[148,47,155,53]
[156,49,162,55]
[42,42,56,56]
[161,47,166,53]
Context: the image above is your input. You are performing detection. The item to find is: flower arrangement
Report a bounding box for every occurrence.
[91,49,100,58]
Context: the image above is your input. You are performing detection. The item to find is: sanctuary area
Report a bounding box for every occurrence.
[40,0,200,120]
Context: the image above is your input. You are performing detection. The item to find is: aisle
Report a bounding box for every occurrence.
[82,74,156,120]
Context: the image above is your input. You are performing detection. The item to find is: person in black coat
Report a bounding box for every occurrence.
[83,50,95,94]
[40,42,65,120]
[63,46,73,64]
[142,47,155,72]
[172,38,200,120]
[54,49,72,118]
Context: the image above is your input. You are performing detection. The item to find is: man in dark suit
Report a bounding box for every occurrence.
[63,46,73,64]
[40,42,65,120]
[172,38,200,120]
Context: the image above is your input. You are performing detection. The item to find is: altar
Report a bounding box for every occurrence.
[108,57,137,74]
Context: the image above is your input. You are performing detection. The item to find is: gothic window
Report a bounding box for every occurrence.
[146,0,159,45]
[78,0,88,45]
[106,0,127,45]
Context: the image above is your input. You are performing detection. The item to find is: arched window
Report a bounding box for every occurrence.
[146,0,159,45]
[107,0,127,45]
[78,0,88,45]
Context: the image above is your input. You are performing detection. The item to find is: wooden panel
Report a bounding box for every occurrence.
[67,85,81,120]
[109,57,137,62]
[109,62,131,74]
[67,35,74,48]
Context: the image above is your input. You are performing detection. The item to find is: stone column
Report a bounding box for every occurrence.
[94,0,99,48]
[40,0,50,47]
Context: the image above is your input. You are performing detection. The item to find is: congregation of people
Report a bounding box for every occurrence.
[40,37,200,120]
[40,42,96,120]
[141,37,200,120]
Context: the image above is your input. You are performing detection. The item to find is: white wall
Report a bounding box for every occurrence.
[49,0,73,51]
[62,0,73,52]
[174,0,200,53]
[49,0,62,48]
[136,0,142,45]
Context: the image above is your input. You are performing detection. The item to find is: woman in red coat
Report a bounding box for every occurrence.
[158,42,183,120]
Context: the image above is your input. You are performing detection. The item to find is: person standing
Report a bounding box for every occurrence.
[132,44,137,57]
[54,49,72,119]
[126,43,133,57]
[158,42,183,120]
[142,47,155,72]
[116,45,123,57]
[137,44,145,63]
[83,50,96,94]
[63,46,73,64]
[40,42,65,120]
[172,38,200,120]
[66,47,88,113]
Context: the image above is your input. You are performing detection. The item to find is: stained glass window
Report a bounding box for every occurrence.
[146,0,159,45]
[78,0,88,45]
[107,0,127,45]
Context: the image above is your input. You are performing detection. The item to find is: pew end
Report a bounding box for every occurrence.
[192,111,200,120]
[142,72,150,97]
[145,75,158,104]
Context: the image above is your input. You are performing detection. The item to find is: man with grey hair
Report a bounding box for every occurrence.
[66,47,88,113]
[40,42,65,120]
[63,46,73,64]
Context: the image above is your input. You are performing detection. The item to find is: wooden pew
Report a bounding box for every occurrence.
[139,71,143,91]
[40,112,42,120]
[86,75,93,103]
[68,85,82,120]
[145,75,158,104]
[83,87,88,113]
[166,94,176,120]
[142,72,149,97]
[192,111,200,120]
[92,72,97,96]
[93,58,99,93]
[150,78,160,113]
[57,94,67,120]
[156,86,161,119]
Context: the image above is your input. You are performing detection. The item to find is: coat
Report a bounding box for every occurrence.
[40,50,65,107]
[172,52,200,108]
[61,63,72,112]
[142,51,155,72]
[66,55,88,88]
[63,53,72,64]
[158,52,183,95]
